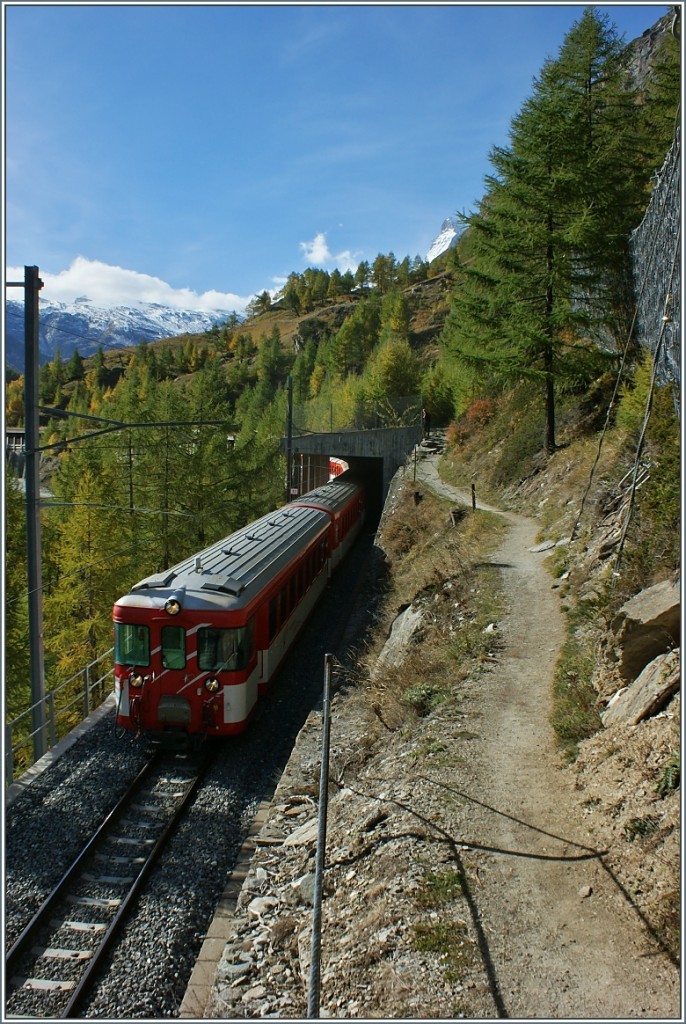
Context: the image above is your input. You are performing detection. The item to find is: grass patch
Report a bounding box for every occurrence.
[624,815,660,842]
[551,608,602,760]
[416,869,465,909]
[412,920,474,982]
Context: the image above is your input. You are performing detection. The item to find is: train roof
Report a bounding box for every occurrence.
[116,502,330,614]
[292,478,360,515]
[115,477,362,615]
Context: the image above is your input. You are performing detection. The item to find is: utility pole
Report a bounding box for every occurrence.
[11,267,47,759]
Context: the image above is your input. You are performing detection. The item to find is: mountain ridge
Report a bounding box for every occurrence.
[4,298,230,371]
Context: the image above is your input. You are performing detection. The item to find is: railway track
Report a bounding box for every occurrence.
[5,747,211,1019]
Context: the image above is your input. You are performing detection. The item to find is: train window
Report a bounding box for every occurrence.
[114,623,150,666]
[290,574,296,609]
[161,626,185,670]
[280,586,288,622]
[198,622,254,671]
[269,596,278,640]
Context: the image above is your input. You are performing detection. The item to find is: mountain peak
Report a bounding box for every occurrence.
[426,216,465,263]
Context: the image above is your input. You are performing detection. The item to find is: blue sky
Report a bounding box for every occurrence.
[4,2,671,314]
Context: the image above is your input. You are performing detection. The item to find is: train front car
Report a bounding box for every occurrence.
[113,502,332,742]
[113,477,364,743]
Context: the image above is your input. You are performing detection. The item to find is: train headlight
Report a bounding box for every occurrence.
[165,598,182,616]
[204,677,220,693]
[129,673,144,689]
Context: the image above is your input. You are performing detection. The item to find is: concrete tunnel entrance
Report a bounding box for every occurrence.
[282,425,422,525]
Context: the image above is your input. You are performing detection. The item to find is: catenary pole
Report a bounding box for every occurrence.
[24,266,47,758]
[286,375,293,501]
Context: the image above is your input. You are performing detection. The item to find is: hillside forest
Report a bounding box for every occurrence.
[5,10,680,764]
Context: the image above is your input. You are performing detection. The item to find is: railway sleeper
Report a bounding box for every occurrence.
[11,977,76,992]
[80,873,135,885]
[32,947,92,961]
[118,818,161,829]
[106,835,155,846]
[66,895,121,909]
[51,920,107,933]
[94,853,146,866]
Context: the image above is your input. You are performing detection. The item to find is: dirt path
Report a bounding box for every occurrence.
[414,448,680,1018]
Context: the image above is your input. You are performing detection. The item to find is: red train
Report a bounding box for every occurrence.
[113,476,365,741]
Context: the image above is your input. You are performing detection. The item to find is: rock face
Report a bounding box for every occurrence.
[609,577,680,680]
[602,649,680,727]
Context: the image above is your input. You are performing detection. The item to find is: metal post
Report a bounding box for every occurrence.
[286,375,293,502]
[308,653,333,1018]
[6,724,14,786]
[83,666,90,717]
[47,693,56,748]
[24,266,47,759]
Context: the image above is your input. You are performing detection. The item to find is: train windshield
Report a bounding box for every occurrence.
[115,623,150,666]
[197,621,254,672]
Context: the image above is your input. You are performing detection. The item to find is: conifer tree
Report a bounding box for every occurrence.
[67,348,85,381]
[355,260,371,290]
[44,464,133,679]
[5,468,31,717]
[441,8,646,450]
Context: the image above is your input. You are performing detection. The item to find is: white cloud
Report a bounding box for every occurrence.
[299,232,332,265]
[298,232,359,274]
[5,257,252,313]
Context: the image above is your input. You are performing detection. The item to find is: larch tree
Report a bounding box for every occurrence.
[5,468,31,718]
[441,8,648,451]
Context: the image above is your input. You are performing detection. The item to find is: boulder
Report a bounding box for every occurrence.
[610,578,680,680]
[602,649,680,727]
[373,603,423,675]
[283,817,319,847]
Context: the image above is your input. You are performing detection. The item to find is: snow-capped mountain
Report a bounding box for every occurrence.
[426,216,466,263]
[4,297,232,371]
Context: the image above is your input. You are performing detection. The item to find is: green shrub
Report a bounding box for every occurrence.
[656,750,680,798]
[402,682,446,717]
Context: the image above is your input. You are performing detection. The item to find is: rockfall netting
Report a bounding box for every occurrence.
[630,128,681,417]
